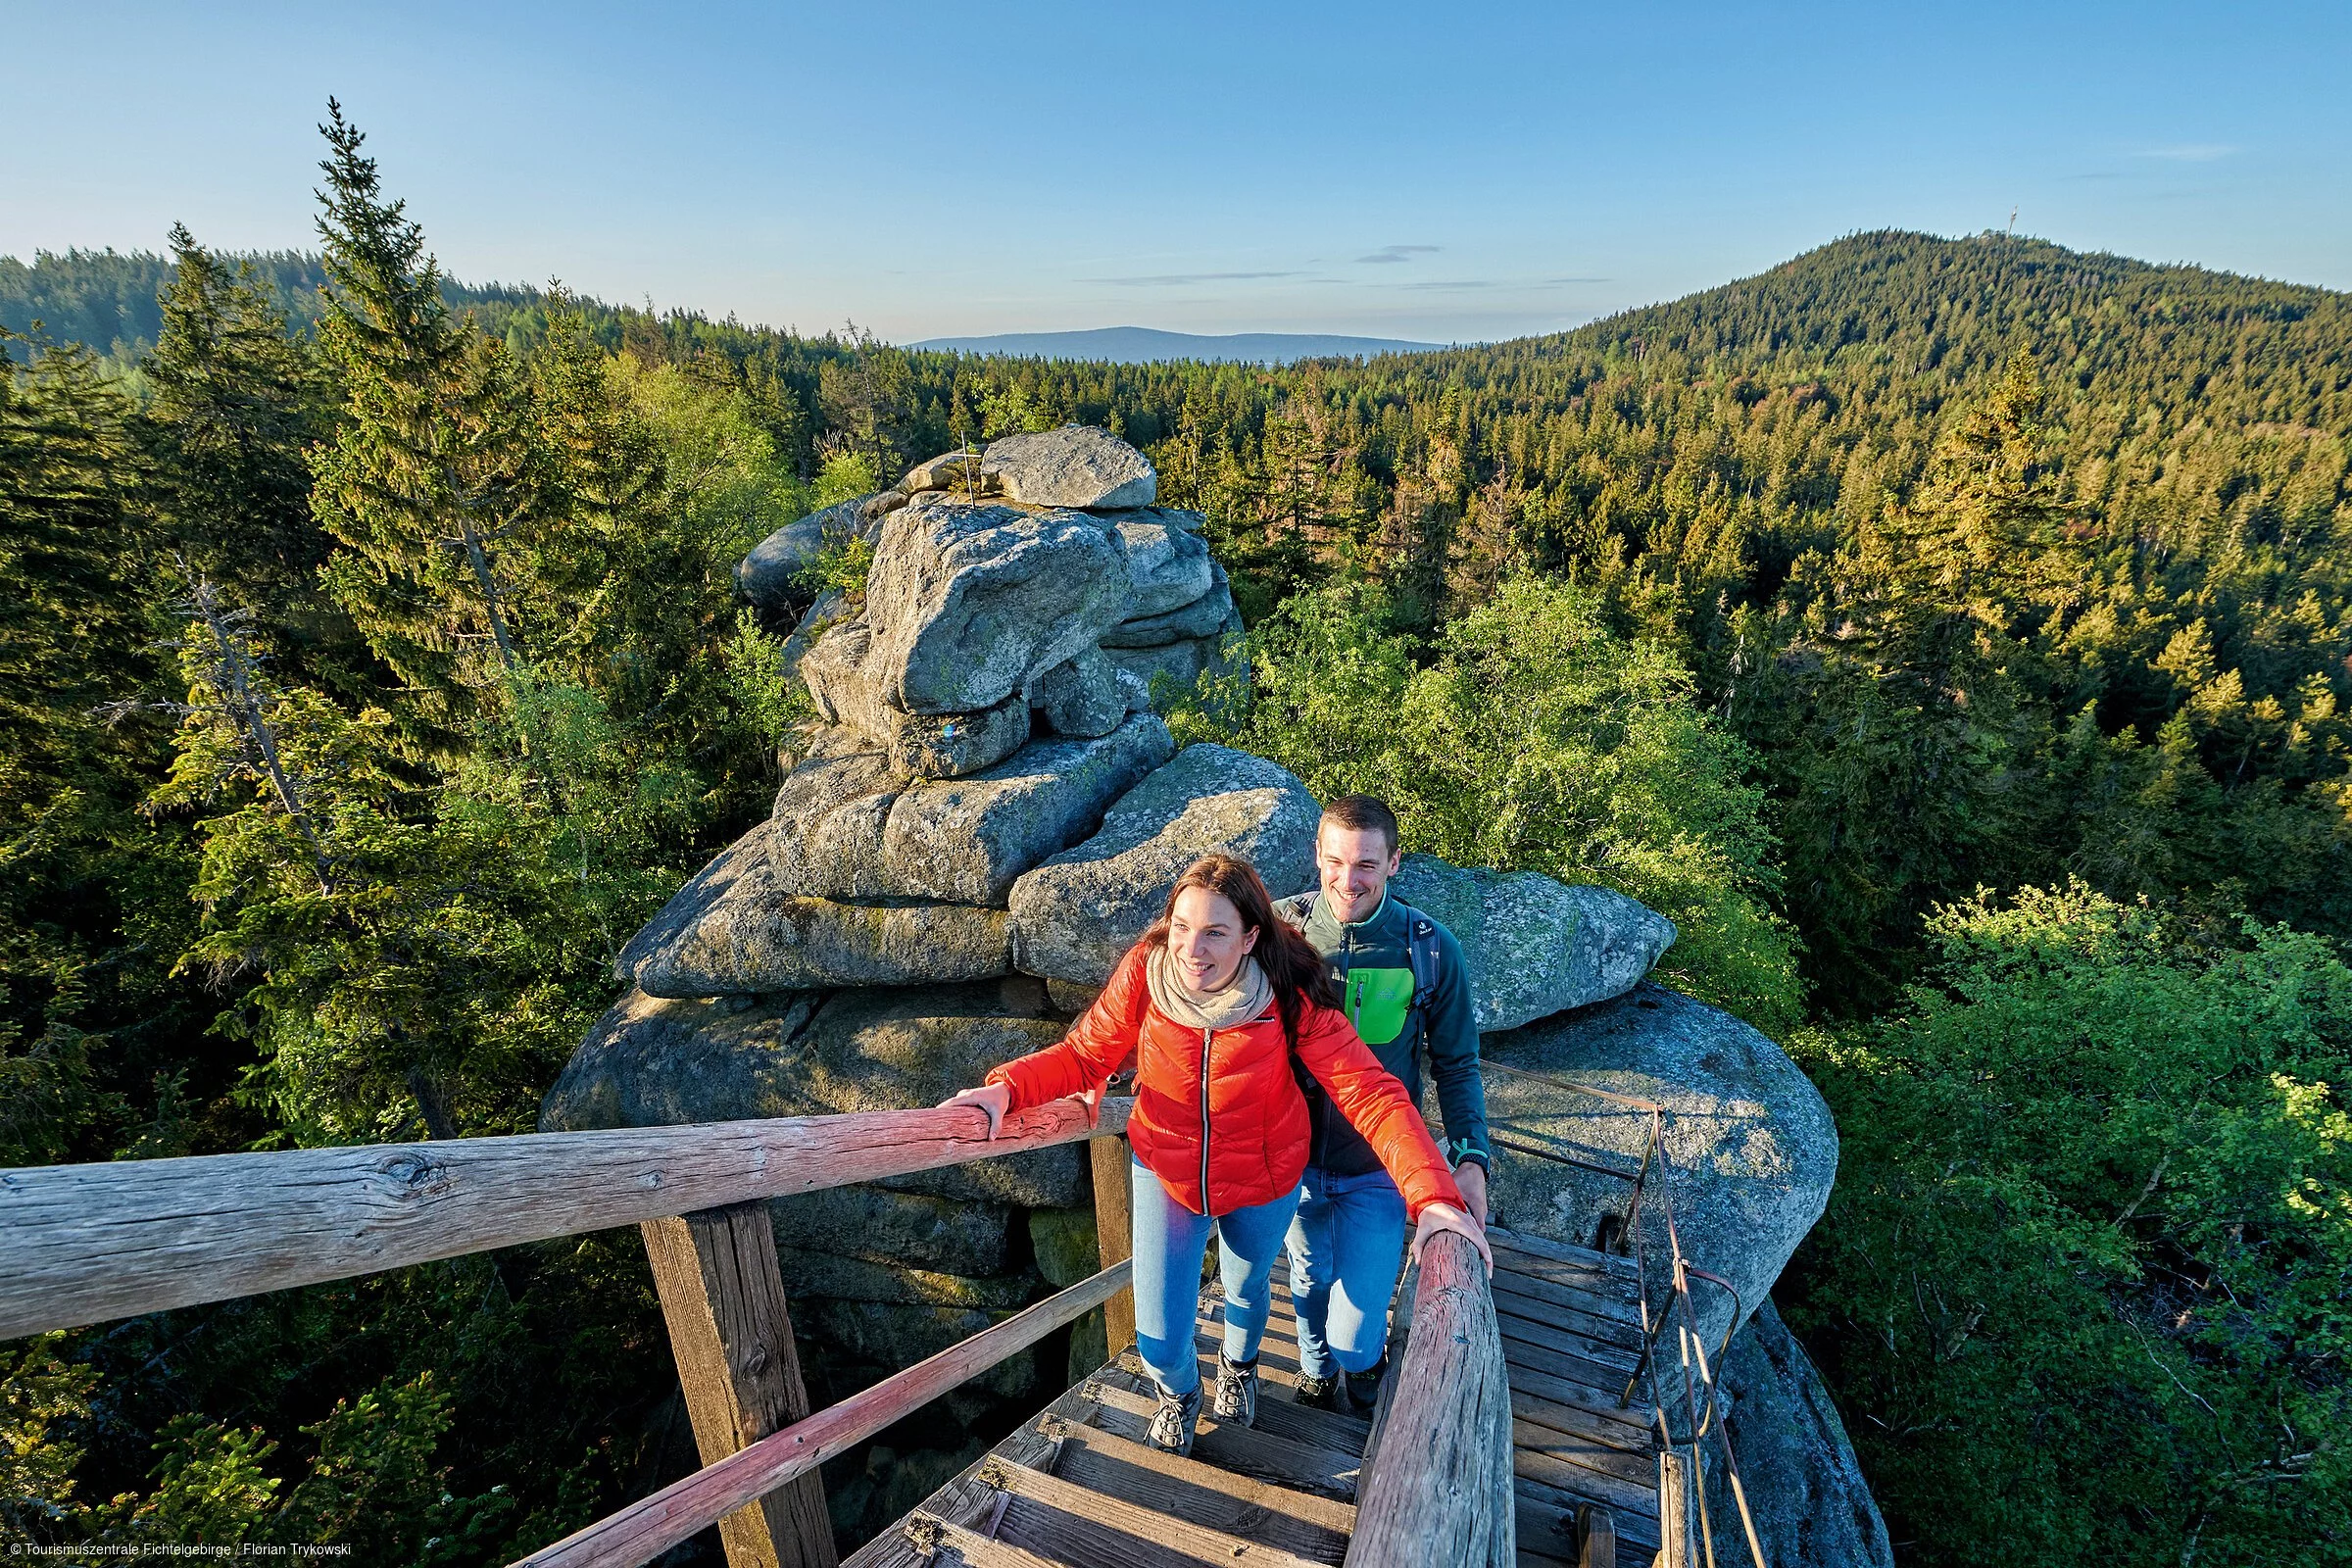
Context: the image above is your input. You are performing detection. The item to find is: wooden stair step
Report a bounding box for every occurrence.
[1490,1242,1640,1291]
[1498,1322,1649,1403]
[1487,1226,1641,1278]
[1083,1368,1365,1501]
[982,1452,1329,1568]
[1490,1260,1642,1319]
[903,1511,1064,1568]
[1494,1301,1643,1374]
[1488,1235,1641,1295]
[1511,1442,1659,1529]
[1196,1329,1308,1385]
[1508,1409,1659,1494]
[1516,1485,1656,1559]
[842,1374,1097,1568]
[1502,1381,1656,1453]
[1512,1458,1660,1548]
[1512,1485,1583,1563]
[1107,1351,1371,1455]
[1488,1275,1648,1349]
[1046,1421,1353,1565]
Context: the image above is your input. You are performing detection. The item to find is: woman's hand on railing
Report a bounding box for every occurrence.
[1410,1201,1494,1277]
[936,1083,1011,1141]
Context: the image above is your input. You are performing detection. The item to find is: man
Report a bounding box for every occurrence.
[1277,795,1491,1412]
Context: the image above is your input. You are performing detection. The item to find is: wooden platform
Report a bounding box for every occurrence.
[844,1227,1657,1568]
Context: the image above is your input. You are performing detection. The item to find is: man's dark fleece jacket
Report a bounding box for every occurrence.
[1290,890,1491,1179]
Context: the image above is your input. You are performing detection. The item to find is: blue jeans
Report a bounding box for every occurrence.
[1285,1165,1411,1380]
[1129,1156,1301,1397]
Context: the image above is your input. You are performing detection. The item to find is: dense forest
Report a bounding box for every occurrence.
[3,105,2346,1566]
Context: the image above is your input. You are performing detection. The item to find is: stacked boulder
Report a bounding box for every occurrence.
[548,424,1875,1559]
[549,428,1305,1542]
[734,424,1244,714]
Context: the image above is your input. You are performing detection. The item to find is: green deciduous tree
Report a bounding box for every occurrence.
[1785,883,2352,1567]
[1177,574,1805,1028]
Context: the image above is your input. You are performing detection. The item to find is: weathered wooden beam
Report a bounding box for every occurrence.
[1577,1504,1616,1568]
[900,1514,1061,1568]
[512,1260,1131,1568]
[642,1202,834,1568]
[0,1097,1130,1342]
[1656,1450,1694,1568]
[1343,1230,1514,1568]
[1088,1133,1135,1356]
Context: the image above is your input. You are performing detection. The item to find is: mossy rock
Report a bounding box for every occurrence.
[1027,1206,1101,1288]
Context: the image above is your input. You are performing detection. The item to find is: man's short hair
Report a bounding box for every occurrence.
[1320,795,1399,857]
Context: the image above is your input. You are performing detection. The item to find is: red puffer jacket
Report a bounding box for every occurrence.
[988,945,1464,1219]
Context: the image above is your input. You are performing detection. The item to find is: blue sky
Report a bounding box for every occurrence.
[5,1,2348,343]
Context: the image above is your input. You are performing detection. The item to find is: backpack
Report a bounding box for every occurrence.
[1273,891,1444,1046]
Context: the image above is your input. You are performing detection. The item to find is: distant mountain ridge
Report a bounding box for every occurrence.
[908,325,1445,365]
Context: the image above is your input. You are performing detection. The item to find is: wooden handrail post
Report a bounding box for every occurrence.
[1657,1450,1694,1568]
[1343,1230,1513,1567]
[1089,1132,1135,1356]
[642,1202,836,1568]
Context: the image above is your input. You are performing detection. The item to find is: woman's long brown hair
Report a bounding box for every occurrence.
[1139,853,1339,1048]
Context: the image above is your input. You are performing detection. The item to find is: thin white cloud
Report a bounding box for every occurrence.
[2135,143,2237,163]
[1357,244,1442,265]
[1082,270,1305,286]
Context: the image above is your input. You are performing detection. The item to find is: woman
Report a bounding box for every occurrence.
[941,853,1490,1456]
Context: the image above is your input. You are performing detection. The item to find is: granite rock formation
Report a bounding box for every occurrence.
[1008,744,1321,984]
[1711,1300,1896,1568]
[555,424,1872,1553]
[1390,853,1679,1031]
[1478,982,1838,1358]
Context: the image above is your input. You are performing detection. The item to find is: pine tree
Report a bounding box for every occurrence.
[816,324,914,484]
[306,101,547,744]
[143,225,334,630]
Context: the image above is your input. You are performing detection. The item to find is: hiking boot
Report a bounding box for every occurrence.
[1211,1352,1260,1428]
[1293,1372,1344,1411]
[1344,1354,1390,1415]
[1147,1381,1202,1456]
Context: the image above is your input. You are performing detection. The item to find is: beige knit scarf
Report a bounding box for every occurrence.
[1146,946,1273,1032]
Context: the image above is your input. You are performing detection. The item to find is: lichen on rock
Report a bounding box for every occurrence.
[1008,744,1319,985]
[766,716,1178,906]
[1479,982,1837,1360]
[981,424,1157,509]
[862,498,1129,714]
[1390,852,1678,1030]
[618,820,1013,996]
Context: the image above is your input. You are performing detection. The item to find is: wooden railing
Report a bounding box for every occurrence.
[0,1093,1523,1568]
[0,1100,1124,1340]
[1345,1228,1515,1567]
[0,1098,1139,1568]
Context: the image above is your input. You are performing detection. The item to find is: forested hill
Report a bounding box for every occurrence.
[0,246,550,367]
[1468,228,2350,392]
[6,149,2349,1568]
[1036,230,2352,1013]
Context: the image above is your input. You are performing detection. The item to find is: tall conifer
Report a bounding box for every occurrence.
[144,225,337,651]
[306,100,545,742]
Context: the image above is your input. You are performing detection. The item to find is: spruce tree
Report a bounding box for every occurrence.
[143,225,340,663]
[306,100,545,744]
